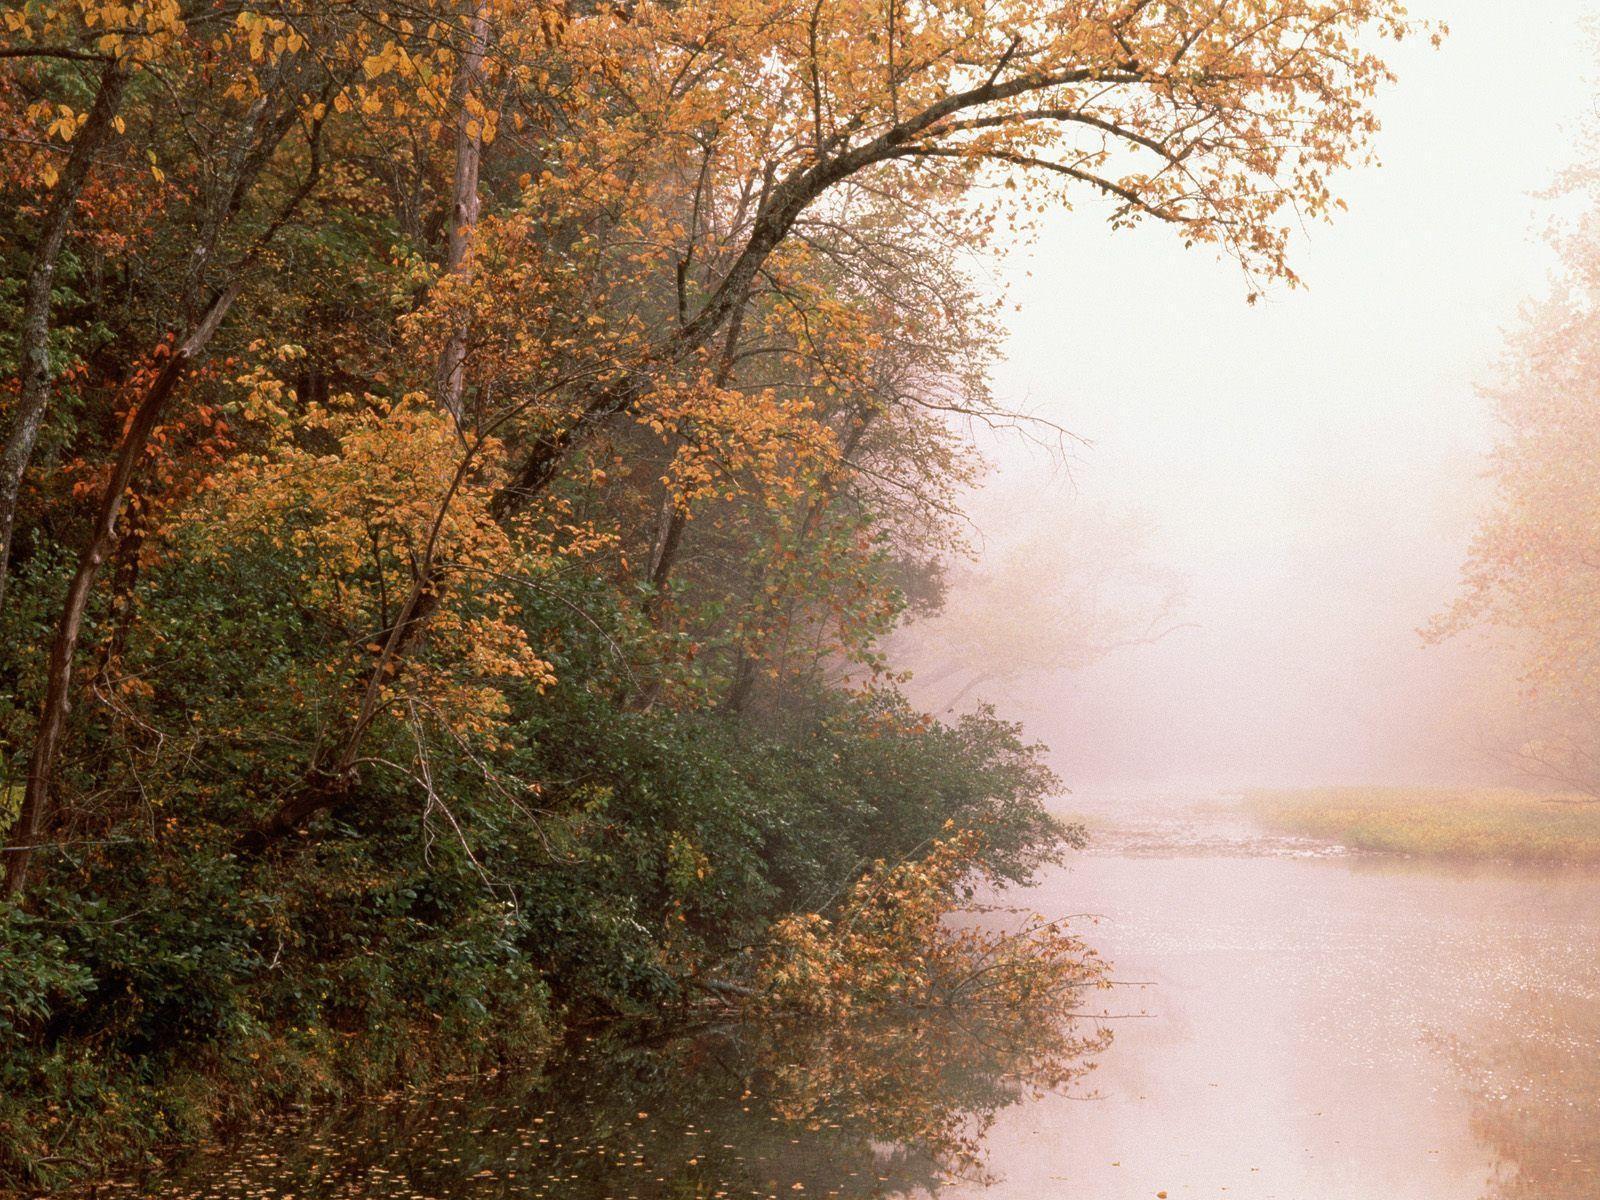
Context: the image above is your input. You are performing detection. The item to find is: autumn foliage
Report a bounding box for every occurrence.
[0,0,1413,1186]
[755,827,1102,1016]
[1431,161,1600,795]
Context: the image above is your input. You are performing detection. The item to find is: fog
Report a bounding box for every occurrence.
[895,1,1599,792]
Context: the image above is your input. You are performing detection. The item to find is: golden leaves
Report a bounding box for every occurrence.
[644,377,833,515]
[182,397,560,746]
[43,104,87,143]
[753,831,1103,1018]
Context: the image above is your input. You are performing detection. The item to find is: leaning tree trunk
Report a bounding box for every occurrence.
[0,63,128,615]
[3,287,239,898]
[2,81,319,900]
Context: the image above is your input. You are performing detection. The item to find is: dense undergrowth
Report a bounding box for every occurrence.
[0,582,1071,1189]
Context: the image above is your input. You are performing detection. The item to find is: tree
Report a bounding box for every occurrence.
[1430,182,1600,797]
[227,0,1421,817]
[893,506,1188,713]
[1,0,542,894]
[491,0,1427,514]
[1,0,1420,887]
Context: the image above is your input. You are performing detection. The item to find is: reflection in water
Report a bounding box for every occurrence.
[946,797,1600,1200]
[107,799,1600,1200]
[1446,991,1600,1198]
[130,1008,1109,1199]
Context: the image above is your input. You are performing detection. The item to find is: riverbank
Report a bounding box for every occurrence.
[78,798,1600,1200]
[1244,787,1600,864]
[14,829,1102,1199]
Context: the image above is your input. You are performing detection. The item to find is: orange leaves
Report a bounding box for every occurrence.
[182,398,559,746]
[0,0,1414,826]
[543,0,1419,292]
[51,349,236,547]
[234,11,304,64]
[42,104,88,146]
[3,0,187,65]
[644,377,834,514]
[754,830,1103,1018]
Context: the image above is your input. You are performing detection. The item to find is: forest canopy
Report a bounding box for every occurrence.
[0,0,1415,1186]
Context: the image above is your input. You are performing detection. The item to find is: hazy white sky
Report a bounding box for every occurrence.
[971,0,1599,789]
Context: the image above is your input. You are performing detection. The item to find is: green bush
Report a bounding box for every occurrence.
[0,537,1070,1190]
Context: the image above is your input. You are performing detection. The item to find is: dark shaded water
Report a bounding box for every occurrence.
[118,796,1600,1199]
[121,1010,1104,1200]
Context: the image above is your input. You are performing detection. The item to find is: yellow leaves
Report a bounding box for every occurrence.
[462,95,499,144]
[219,10,295,60]
[641,375,838,520]
[753,832,1100,1021]
[666,832,712,896]
[4,0,188,65]
[4,0,1408,798]
[44,105,87,143]
[234,10,271,62]
[362,44,402,80]
[180,396,561,746]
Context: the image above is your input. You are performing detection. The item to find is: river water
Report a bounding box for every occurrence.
[951,793,1600,1200]
[132,793,1600,1200]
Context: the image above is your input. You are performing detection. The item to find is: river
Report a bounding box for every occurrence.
[128,792,1600,1200]
[950,792,1600,1199]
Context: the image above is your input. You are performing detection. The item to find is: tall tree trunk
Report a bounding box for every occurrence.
[434,5,490,427]
[0,63,128,615]
[723,651,758,715]
[241,10,524,847]
[2,84,320,900]
[644,496,689,622]
[3,286,239,899]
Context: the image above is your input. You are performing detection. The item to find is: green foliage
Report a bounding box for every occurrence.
[0,554,1069,1188]
[1,10,1091,1185]
[0,907,94,1040]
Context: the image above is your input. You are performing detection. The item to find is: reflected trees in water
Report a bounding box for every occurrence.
[128,1007,1109,1200]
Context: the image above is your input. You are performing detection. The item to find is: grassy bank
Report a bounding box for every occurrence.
[1244,787,1600,864]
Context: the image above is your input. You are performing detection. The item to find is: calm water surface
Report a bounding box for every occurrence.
[953,795,1600,1200]
[135,795,1600,1200]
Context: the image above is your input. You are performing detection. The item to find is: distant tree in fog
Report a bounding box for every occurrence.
[892,508,1188,713]
[1431,164,1600,798]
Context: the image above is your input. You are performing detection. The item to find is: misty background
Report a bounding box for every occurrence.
[895,0,1598,792]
